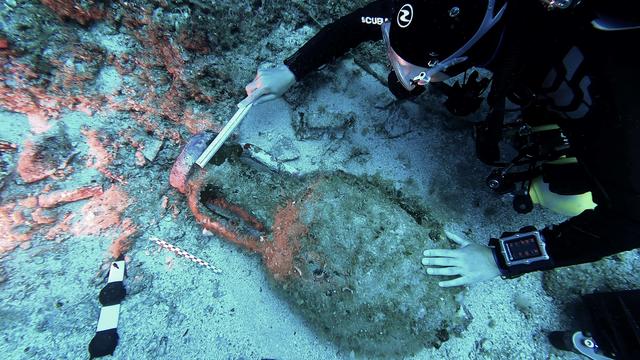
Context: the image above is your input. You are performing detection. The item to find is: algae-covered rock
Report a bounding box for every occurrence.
[194,158,466,357]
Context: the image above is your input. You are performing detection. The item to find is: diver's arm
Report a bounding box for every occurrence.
[499,116,640,275]
[541,207,640,268]
[533,32,640,271]
[284,0,391,80]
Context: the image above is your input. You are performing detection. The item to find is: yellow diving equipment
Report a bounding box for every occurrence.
[529,157,596,216]
[529,176,596,216]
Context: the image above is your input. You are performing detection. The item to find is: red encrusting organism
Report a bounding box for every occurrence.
[186,173,309,280]
[40,0,106,26]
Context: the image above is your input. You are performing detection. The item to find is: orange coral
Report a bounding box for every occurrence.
[81,128,113,170]
[32,208,57,225]
[45,213,74,240]
[135,150,146,166]
[37,185,103,208]
[39,185,139,258]
[183,108,216,135]
[81,127,125,182]
[0,203,32,254]
[0,46,103,134]
[109,218,137,258]
[0,183,108,253]
[101,24,217,136]
[18,196,39,209]
[71,186,130,236]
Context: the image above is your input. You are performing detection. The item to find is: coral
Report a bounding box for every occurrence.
[40,0,106,26]
[0,183,107,254]
[0,45,103,134]
[16,140,58,183]
[48,43,106,95]
[101,21,217,136]
[81,128,113,170]
[0,202,33,254]
[45,213,74,240]
[182,107,217,135]
[33,185,140,258]
[81,127,125,182]
[109,218,137,258]
[177,27,212,54]
[71,185,131,236]
[37,185,103,208]
[0,140,18,187]
[18,196,39,209]
[140,27,185,80]
[135,150,146,166]
[31,208,57,225]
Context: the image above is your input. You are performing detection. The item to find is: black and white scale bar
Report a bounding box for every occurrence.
[89,260,126,359]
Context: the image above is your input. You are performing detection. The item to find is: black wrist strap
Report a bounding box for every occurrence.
[489,230,555,279]
[489,238,520,278]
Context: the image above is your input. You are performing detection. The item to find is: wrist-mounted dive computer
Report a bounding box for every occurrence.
[489,229,553,278]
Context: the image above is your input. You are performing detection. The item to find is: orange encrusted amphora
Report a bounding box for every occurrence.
[172,133,467,356]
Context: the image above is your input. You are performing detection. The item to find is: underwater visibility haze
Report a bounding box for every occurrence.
[1,1,639,359]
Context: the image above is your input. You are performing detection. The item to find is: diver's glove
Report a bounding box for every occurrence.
[421,230,501,287]
[431,70,490,116]
[240,64,296,107]
[387,71,426,100]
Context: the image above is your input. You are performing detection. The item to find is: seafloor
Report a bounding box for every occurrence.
[1,1,638,359]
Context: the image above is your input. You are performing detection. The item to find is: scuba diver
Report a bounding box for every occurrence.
[242,0,639,358]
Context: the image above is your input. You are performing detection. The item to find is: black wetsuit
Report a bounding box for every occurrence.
[283,0,640,272]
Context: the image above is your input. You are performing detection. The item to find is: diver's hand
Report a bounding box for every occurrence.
[421,230,501,287]
[240,64,296,107]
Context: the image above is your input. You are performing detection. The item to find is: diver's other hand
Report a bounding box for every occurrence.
[421,230,500,287]
[240,64,296,107]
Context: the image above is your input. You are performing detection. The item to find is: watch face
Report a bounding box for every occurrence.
[504,236,542,261]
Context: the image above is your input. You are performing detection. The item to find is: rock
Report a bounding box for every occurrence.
[380,105,414,138]
[0,265,7,283]
[241,143,300,176]
[514,293,535,319]
[16,126,72,183]
[128,273,152,296]
[0,143,17,187]
[96,66,122,95]
[270,136,300,162]
[142,138,164,162]
[292,110,356,140]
